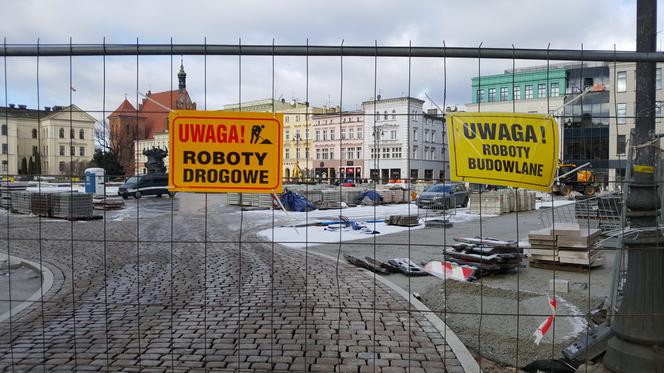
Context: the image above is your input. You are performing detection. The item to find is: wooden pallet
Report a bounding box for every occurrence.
[528,257,604,273]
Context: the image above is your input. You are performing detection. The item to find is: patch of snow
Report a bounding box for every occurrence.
[257,220,425,248]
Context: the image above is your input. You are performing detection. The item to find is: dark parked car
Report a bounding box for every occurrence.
[118,173,175,199]
[416,183,468,209]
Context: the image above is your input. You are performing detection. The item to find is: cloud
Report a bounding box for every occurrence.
[0,0,649,122]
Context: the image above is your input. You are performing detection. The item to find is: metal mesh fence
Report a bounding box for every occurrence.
[0,41,662,372]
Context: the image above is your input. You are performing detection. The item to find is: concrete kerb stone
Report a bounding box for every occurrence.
[0,253,55,324]
[285,246,482,373]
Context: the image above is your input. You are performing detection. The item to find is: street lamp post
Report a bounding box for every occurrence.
[604,0,664,371]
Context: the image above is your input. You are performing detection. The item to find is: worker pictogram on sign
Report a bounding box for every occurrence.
[168,110,283,193]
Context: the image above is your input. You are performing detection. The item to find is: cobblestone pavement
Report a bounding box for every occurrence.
[0,196,463,372]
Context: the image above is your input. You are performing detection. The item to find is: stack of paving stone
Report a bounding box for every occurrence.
[31,193,51,217]
[443,237,523,276]
[469,190,536,215]
[9,191,33,214]
[49,192,94,219]
[528,223,603,270]
[0,182,28,209]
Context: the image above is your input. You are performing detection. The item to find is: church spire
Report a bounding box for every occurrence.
[178,60,186,90]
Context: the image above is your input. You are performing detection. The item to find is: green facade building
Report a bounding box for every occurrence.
[471,68,567,103]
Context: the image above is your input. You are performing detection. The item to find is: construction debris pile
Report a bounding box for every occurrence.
[0,182,28,209]
[528,223,604,270]
[443,237,524,276]
[469,189,537,215]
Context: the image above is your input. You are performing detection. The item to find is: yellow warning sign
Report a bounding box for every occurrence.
[169,110,283,193]
[447,112,559,192]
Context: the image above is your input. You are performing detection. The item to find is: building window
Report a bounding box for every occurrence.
[1,161,6,172]
[370,148,376,159]
[295,115,300,122]
[477,89,484,102]
[349,128,355,139]
[322,148,328,160]
[296,148,300,159]
[499,87,508,101]
[392,110,396,119]
[32,146,38,156]
[617,103,627,124]
[60,146,65,156]
[70,129,75,139]
[390,130,397,140]
[330,129,335,141]
[285,148,290,159]
[305,129,310,140]
[488,88,496,102]
[305,147,309,159]
[384,111,388,120]
[70,146,75,156]
[513,86,521,100]
[424,129,429,142]
[295,129,301,141]
[550,82,560,97]
[347,147,353,160]
[79,129,84,139]
[59,161,65,172]
[538,83,546,98]
[424,146,429,160]
[412,145,418,158]
[617,135,626,155]
[357,128,362,139]
[285,116,289,123]
[657,102,663,121]
[392,147,401,158]
[340,128,346,139]
[430,147,435,160]
[315,130,320,141]
[285,130,290,141]
[431,130,436,142]
[412,128,418,141]
[356,147,361,159]
[617,71,627,92]
[59,128,65,138]
[382,148,390,159]
[322,130,327,141]
[79,147,85,157]
[657,68,662,90]
[1,144,6,155]
[524,85,533,99]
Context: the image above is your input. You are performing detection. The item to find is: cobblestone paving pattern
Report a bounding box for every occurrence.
[0,200,462,372]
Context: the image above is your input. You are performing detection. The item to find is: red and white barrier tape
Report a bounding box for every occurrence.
[424,260,476,282]
[533,296,557,345]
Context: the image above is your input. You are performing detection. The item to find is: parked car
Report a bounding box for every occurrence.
[416,183,468,209]
[118,173,175,199]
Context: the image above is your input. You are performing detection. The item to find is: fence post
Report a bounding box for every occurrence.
[604,0,664,370]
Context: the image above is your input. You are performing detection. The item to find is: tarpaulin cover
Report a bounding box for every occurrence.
[357,190,383,203]
[280,190,317,212]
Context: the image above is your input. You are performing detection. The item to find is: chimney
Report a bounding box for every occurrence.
[53,105,63,111]
[44,106,51,112]
[377,94,382,100]
[8,104,15,109]
[18,104,27,110]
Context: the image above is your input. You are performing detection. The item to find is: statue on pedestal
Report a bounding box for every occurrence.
[143,147,168,174]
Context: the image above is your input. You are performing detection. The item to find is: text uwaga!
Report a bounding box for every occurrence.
[463,122,548,177]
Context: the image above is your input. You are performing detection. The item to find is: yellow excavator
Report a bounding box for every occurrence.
[552,161,598,196]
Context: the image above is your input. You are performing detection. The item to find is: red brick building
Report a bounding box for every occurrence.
[108,63,196,175]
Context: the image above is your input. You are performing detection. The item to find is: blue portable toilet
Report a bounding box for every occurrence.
[84,168,105,197]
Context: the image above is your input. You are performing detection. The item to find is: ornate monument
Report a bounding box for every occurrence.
[143,147,168,174]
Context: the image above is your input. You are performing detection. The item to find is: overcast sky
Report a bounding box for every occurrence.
[0,0,657,121]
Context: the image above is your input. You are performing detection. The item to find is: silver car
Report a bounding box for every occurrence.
[416,183,469,209]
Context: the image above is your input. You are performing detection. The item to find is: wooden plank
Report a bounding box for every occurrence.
[529,248,559,256]
[559,254,604,266]
[529,239,557,247]
[557,249,600,260]
[528,228,555,241]
[529,260,591,273]
[557,229,601,248]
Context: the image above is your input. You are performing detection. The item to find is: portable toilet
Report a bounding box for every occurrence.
[84,168,105,197]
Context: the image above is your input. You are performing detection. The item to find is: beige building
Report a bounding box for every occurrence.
[1,104,95,176]
[608,62,664,186]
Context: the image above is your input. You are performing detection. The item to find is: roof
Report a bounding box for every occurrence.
[361,96,425,105]
[1,104,95,121]
[108,99,137,118]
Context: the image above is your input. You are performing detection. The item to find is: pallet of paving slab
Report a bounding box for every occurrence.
[528,228,556,241]
[557,229,601,249]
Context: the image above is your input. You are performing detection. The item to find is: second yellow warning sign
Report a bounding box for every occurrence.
[169,110,283,193]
